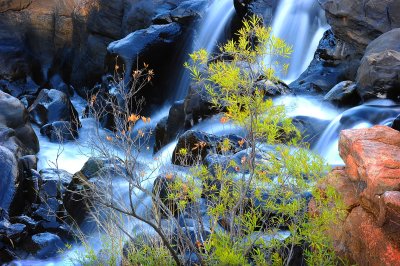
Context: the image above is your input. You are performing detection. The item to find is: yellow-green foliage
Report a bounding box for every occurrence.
[182,15,346,265]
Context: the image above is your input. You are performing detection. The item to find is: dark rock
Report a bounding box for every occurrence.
[40,121,78,142]
[392,115,400,132]
[290,30,361,94]
[8,169,41,217]
[256,79,291,97]
[10,215,39,232]
[356,29,400,101]
[39,168,73,198]
[0,247,17,263]
[323,81,361,107]
[172,130,244,166]
[28,89,81,129]
[292,116,331,147]
[183,81,218,127]
[18,155,38,173]
[152,175,179,218]
[107,23,183,105]
[0,78,40,99]
[63,172,93,224]
[0,91,39,155]
[153,0,207,25]
[154,101,185,153]
[234,0,278,25]
[320,0,400,52]
[24,232,64,259]
[0,146,19,212]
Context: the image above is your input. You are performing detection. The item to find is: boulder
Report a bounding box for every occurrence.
[291,116,330,147]
[153,0,207,25]
[107,23,183,104]
[154,100,185,153]
[172,130,244,166]
[320,0,400,52]
[0,146,19,212]
[40,121,78,142]
[356,29,400,100]
[290,30,361,94]
[323,81,361,107]
[234,0,278,24]
[317,126,400,265]
[28,89,81,130]
[24,232,64,259]
[0,91,39,155]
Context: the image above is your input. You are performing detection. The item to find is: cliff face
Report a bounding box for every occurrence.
[319,125,400,265]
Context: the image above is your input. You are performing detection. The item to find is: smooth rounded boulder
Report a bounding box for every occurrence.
[356,29,400,100]
[0,91,39,155]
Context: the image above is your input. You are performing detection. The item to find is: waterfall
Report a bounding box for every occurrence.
[266,0,328,83]
[314,100,400,165]
[173,0,235,101]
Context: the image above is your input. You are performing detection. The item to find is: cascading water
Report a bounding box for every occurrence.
[314,100,400,165]
[173,0,235,100]
[266,0,328,83]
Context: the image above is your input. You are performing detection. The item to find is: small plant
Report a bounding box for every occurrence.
[72,15,346,266]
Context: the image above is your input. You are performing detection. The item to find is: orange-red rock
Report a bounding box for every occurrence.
[319,126,400,265]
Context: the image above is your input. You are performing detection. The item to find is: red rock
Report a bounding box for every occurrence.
[320,125,400,265]
[341,207,400,266]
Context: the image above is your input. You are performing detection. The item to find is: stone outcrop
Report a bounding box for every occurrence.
[356,29,400,100]
[318,126,400,265]
[319,0,400,53]
[290,30,361,94]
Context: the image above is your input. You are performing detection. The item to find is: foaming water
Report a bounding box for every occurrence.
[314,100,400,165]
[266,0,328,83]
[274,95,340,120]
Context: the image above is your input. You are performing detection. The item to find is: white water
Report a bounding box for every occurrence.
[314,100,400,165]
[173,0,235,100]
[266,0,329,83]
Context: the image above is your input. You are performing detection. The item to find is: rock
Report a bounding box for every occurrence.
[0,78,40,99]
[107,22,183,104]
[172,130,244,166]
[290,30,361,94]
[153,0,207,25]
[356,29,400,101]
[152,175,179,218]
[323,81,361,106]
[320,0,400,52]
[25,232,64,259]
[0,91,39,155]
[392,115,400,131]
[39,168,72,199]
[339,126,400,219]
[18,155,38,173]
[291,116,331,147]
[154,101,185,153]
[317,126,400,265]
[234,0,278,24]
[0,146,19,212]
[28,89,81,129]
[40,121,78,142]
[63,172,94,225]
[256,79,291,97]
[183,81,218,127]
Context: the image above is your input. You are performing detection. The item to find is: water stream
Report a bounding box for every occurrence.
[13,0,400,264]
[266,0,328,83]
[173,0,235,100]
